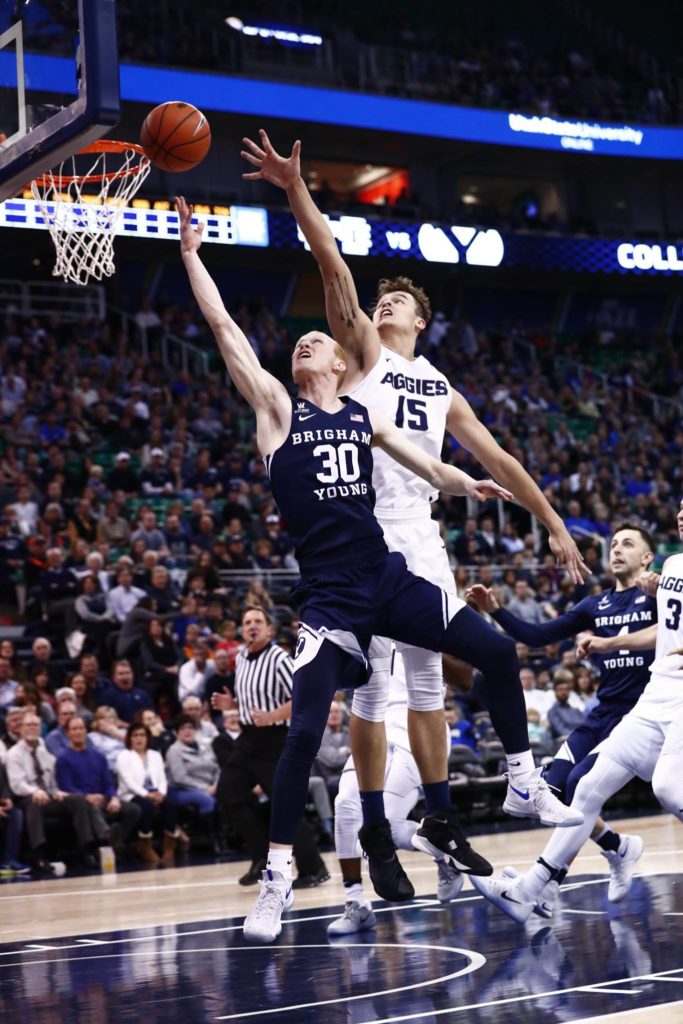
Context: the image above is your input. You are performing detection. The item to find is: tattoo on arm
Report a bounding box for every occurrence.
[329,272,357,330]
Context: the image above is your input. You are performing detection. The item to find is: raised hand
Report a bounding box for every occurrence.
[466,479,514,502]
[635,570,660,597]
[175,195,204,254]
[576,634,610,659]
[241,129,301,190]
[549,529,590,585]
[465,584,499,614]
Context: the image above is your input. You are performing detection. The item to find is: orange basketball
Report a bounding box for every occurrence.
[140,101,211,173]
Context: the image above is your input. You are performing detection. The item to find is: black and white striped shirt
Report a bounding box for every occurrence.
[234,642,294,726]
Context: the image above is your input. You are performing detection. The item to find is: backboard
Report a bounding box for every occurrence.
[0,0,120,202]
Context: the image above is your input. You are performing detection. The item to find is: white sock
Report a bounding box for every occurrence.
[505,749,536,786]
[266,847,293,883]
[344,881,365,904]
[522,858,558,901]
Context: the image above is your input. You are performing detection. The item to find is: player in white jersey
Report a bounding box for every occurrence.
[470,498,683,923]
[242,131,588,869]
[328,649,467,936]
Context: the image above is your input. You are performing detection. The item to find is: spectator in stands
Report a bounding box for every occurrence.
[505,579,547,625]
[163,513,191,562]
[0,757,29,874]
[79,653,110,703]
[140,449,174,496]
[520,666,553,721]
[178,642,215,703]
[100,660,153,725]
[41,547,78,624]
[139,617,180,710]
[315,701,350,802]
[165,714,219,835]
[97,499,132,549]
[145,565,180,614]
[454,517,488,563]
[65,672,96,726]
[106,453,139,496]
[1,706,24,748]
[56,716,140,854]
[526,708,553,751]
[181,695,218,745]
[70,573,113,655]
[0,656,19,711]
[204,647,234,720]
[11,483,39,537]
[547,672,586,742]
[117,722,178,867]
[107,567,146,624]
[134,708,175,756]
[7,711,97,874]
[445,704,478,750]
[66,497,97,548]
[0,517,24,607]
[46,697,91,758]
[89,705,126,772]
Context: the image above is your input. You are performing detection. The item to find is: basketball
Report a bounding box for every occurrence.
[140,101,211,172]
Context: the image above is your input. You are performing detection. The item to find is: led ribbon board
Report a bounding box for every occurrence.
[2,199,683,276]
[0,55,682,159]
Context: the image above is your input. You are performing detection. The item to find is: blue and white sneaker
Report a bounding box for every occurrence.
[243,870,294,943]
[502,865,559,920]
[436,858,464,902]
[327,900,377,936]
[470,871,536,924]
[503,768,584,827]
[602,834,643,902]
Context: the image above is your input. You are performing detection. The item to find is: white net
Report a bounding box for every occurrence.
[31,144,151,286]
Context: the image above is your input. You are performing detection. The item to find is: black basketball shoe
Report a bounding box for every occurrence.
[358,819,415,902]
[411,808,493,875]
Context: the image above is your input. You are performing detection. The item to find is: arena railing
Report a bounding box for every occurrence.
[0,278,106,321]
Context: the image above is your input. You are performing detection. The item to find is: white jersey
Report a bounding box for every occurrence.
[346,346,451,516]
[645,553,683,693]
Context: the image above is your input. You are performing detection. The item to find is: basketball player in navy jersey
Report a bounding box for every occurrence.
[176,196,583,944]
[467,524,657,913]
[241,131,588,917]
[471,500,683,923]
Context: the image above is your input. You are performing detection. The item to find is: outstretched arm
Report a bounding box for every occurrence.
[446,389,589,583]
[241,130,380,378]
[176,196,290,451]
[577,624,657,657]
[369,408,513,502]
[466,584,593,646]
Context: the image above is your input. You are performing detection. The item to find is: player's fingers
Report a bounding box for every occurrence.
[242,136,266,158]
[242,171,263,180]
[292,139,302,159]
[259,128,274,153]
[241,150,262,167]
[666,647,683,657]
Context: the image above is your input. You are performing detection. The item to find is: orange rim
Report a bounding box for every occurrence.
[32,140,149,187]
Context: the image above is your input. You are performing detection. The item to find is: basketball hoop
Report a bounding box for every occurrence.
[30,140,151,286]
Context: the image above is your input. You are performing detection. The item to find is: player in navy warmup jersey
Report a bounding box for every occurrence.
[176,196,583,945]
[467,524,657,914]
[472,500,683,922]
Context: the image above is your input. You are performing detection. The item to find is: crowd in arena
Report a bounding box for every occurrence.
[0,293,679,875]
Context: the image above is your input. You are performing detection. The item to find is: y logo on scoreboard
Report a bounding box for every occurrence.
[417,224,504,267]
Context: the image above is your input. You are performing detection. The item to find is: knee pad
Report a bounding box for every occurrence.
[352,656,390,722]
[401,647,444,712]
[334,785,362,860]
[285,720,325,766]
[652,771,680,817]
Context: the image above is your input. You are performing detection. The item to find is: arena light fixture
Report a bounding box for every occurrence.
[224,16,322,46]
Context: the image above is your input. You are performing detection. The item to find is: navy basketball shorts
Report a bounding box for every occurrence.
[293,550,459,685]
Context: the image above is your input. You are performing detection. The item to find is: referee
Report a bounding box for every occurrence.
[212,605,329,887]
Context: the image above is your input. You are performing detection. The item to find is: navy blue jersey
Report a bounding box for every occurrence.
[494,586,657,707]
[265,397,387,574]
